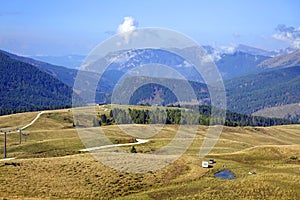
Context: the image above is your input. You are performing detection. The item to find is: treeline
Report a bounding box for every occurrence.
[0,105,71,116]
[98,105,293,127]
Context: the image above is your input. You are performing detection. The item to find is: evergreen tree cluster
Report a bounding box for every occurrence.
[105,105,293,127]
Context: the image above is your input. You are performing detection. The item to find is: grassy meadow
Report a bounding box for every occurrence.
[0,107,299,199]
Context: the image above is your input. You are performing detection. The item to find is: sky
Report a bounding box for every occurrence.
[0,0,299,56]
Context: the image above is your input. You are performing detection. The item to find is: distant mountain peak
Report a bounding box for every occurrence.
[235,44,276,57]
[258,49,300,68]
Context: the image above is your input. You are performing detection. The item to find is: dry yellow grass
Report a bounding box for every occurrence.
[0,108,299,199]
[0,112,38,130]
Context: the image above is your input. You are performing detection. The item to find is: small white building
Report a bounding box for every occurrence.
[202,161,209,168]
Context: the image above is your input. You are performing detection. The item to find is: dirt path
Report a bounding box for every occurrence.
[81,139,149,152]
[20,111,45,130]
[0,157,15,162]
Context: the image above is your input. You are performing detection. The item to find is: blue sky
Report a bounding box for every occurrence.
[0,0,299,56]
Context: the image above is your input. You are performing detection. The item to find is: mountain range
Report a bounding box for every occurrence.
[0,45,299,122]
[27,44,299,81]
[28,44,295,70]
[32,54,85,69]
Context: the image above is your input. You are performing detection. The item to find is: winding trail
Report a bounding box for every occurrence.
[81,139,149,152]
[0,157,15,162]
[20,111,45,130]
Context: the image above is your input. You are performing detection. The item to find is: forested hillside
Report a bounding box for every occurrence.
[216,51,269,79]
[113,66,300,118]
[0,52,74,115]
[0,49,78,87]
[225,66,300,114]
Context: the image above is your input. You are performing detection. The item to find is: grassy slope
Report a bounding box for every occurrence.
[0,108,299,199]
[253,102,300,122]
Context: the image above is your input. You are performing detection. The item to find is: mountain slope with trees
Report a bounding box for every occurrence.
[216,51,270,79]
[0,49,123,103]
[115,65,300,122]
[225,65,300,114]
[0,49,78,87]
[0,52,74,115]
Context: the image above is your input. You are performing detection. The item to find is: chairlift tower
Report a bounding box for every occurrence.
[1,128,10,158]
[17,128,22,144]
[22,132,30,142]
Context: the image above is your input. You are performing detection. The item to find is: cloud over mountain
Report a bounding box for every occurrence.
[116,16,138,45]
[117,16,137,34]
[272,24,300,49]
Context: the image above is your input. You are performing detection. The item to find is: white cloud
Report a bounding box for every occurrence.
[203,44,237,62]
[201,54,215,64]
[220,45,237,54]
[272,24,300,49]
[117,16,137,34]
[116,16,138,45]
[209,51,221,61]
